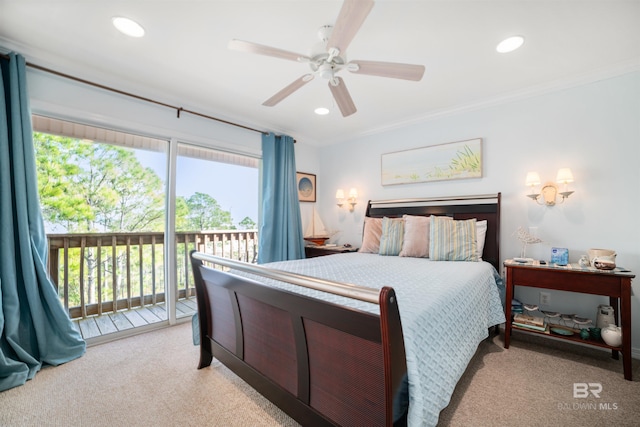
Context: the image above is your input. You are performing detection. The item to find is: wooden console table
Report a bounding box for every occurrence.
[503,260,635,380]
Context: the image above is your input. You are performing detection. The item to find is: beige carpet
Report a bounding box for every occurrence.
[438,331,640,427]
[0,322,299,427]
[1,323,638,426]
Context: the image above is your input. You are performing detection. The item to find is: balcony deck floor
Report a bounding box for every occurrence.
[72,298,197,340]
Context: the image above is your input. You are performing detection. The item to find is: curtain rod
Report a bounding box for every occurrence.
[1,53,269,136]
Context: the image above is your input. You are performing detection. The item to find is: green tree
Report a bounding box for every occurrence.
[238,216,256,230]
[175,196,190,230]
[183,192,235,231]
[34,133,165,233]
[36,135,93,228]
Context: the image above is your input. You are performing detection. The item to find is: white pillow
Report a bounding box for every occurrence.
[476,220,487,260]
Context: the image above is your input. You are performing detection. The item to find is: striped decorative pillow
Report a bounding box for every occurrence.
[378,217,405,256]
[429,216,478,261]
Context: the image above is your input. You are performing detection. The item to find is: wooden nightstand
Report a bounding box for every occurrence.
[304,245,359,258]
[503,260,635,380]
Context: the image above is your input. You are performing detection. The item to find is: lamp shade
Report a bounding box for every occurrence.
[335,189,345,199]
[556,168,574,184]
[348,188,358,199]
[525,172,541,187]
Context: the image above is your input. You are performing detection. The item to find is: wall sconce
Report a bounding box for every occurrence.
[348,188,358,211]
[336,189,345,207]
[525,168,575,206]
[336,188,358,211]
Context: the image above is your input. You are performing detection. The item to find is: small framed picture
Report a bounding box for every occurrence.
[296,172,316,202]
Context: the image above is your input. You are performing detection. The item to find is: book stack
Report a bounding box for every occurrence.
[512,299,524,316]
[513,313,546,332]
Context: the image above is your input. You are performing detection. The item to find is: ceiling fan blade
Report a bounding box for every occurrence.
[263,74,314,107]
[328,77,357,117]
[326,0,374,55]
[229,39,310,62]
[348,60,425,81]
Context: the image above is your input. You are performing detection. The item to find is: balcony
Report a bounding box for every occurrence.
[47,230,258,340]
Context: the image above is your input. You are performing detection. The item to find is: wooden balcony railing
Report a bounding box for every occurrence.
[47,230,258,319]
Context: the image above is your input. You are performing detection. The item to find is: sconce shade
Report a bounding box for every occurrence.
[525,172,541,187]
[556,168,574,184]
[348,188,358,199]
[335,189,345,199]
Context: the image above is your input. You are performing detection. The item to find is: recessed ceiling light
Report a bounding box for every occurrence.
[112,17,145,38]
[314,107,330,115]
[496,36,524,53]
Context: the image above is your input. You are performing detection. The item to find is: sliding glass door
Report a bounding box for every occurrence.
[33,116,260,338]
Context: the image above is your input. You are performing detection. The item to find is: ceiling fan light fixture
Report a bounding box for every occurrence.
[112,17,145,38]
[496,36,524,53]
[314,107,330,115]
[319,63,335,80]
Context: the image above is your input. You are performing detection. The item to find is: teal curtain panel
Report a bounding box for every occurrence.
[0,52,85,392]
[258,133,305,263]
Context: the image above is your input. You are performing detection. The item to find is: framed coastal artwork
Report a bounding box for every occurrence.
[381,138,482,186]
[296,172,316,202]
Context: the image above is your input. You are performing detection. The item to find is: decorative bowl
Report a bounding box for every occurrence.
[601,325,622,347]
[587,248,616,265]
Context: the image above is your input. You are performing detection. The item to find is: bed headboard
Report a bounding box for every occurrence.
[365,193,501,270]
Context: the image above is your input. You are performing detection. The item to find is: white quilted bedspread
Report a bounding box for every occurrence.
[234,253,505,427]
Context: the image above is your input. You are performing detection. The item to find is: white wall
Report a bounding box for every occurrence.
[312,72,640,356]
[294,143,322,235]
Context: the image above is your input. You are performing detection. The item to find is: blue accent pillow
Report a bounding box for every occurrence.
[379,217,404,256]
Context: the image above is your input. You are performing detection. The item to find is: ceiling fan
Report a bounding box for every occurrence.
[228,0,425,117]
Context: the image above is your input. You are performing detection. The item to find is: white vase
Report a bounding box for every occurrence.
[601,325,622,347]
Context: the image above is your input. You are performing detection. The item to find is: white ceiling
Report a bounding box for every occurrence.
[1,1,639,146]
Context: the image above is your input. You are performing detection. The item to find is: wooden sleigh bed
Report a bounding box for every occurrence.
[191,194,502,427]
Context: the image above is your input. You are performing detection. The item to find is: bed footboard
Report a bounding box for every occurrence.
[191,251,407,427]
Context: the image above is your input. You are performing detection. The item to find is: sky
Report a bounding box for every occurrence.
[135,148,259,227]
